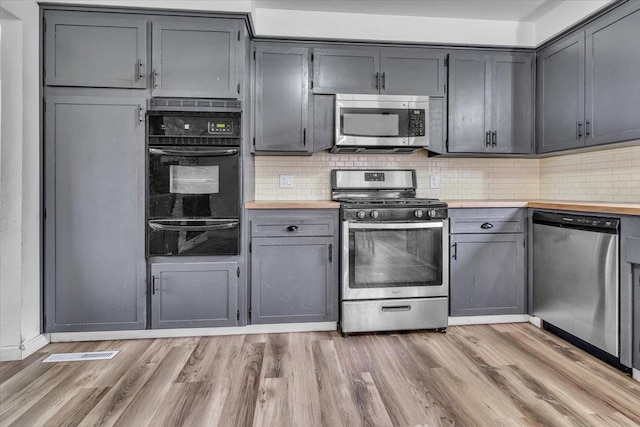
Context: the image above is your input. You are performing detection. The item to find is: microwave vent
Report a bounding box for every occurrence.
[149,98,241,112]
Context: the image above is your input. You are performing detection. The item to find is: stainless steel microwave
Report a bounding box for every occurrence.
[332,94,429,154]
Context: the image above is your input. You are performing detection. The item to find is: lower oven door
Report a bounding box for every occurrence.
[342,220,448,300]
[148,219,239,256]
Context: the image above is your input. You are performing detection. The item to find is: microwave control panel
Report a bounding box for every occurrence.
[408,109,425,137]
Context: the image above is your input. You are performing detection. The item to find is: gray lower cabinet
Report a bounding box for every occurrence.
[150,262,238,329]
[633,265,640,370]
[250,210,339,324]
[449,209,526,317]
[448,52,533,154]
[151,18,242,98]
[537,1,640,153]
[44,13,148,88]
[253,44,312,153]
[45,96,146,332]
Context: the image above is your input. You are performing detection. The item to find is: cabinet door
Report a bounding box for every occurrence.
[536,33,586,153]
[312,48,380,94]
[151,262,238,329]
[254,45,311,153]
[448,53,491,153]
[585,3,640,147]
[380,48,446,96]
[490,55,533,154]
[44,96,146,332]
[45,15,147,88]
[450,233,525,316]
[151,19,240,98]
[251,237,338,324]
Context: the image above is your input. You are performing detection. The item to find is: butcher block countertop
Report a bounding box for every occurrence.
[245,201,341,209]
[446,200,640,216]
[246,200,640,215]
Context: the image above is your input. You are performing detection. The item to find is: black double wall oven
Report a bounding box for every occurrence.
[147,105,241,256]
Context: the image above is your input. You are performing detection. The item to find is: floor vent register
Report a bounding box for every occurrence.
[43,351,119,362]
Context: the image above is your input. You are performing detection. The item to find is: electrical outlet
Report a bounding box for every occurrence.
[430,174,440,189]
[279,175,294,188]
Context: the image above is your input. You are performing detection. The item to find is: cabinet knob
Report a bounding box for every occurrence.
[480,223,494,229]
[286,225,299,232]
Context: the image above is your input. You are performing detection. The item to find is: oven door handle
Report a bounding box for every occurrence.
[346,221,443,230]
[148,219,239,232]
[148,148,239,157]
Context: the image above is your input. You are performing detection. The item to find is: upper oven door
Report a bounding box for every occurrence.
[342,220,449,300]
[148,146,240,220]
[335,95,428,147]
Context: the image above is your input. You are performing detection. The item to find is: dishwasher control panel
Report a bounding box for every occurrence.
[533,211,619,233]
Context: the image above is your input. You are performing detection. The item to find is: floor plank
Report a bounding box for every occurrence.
[1,323,639,426]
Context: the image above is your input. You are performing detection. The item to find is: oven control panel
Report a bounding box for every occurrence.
[343,207,448,222]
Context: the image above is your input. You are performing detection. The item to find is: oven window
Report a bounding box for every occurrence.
[348,227,442,288]
[148,147,239,219]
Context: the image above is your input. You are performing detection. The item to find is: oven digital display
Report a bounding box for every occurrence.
[364,172,385,182]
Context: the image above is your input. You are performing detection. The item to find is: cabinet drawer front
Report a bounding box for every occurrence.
[251,211,337,237]
[449,208,524,234]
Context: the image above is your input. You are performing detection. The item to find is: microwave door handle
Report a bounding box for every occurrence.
[148,148,239,157]
[148,220,239,232]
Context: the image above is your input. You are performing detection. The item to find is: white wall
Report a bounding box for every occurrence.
[535,0,611,45]
[0,1,43,361]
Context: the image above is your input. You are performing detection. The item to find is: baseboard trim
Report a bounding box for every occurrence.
[22,334,50,358]
[529,316,542,328]
[633,368,640,382]
[0,334,50,361]
[50,322,338,342]
[448,314,530,326]
[0,346,23,362]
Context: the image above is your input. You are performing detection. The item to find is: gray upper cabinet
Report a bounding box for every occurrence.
[585,3,640,147]
[150,262,238,329]
[449,52,533,154]
[254,44,311,153]
[448,54,490,153]
[379,48,446,96]
[312,48,380,94]
[249,210,339,324]
[45,15,148,88]
[45,96,146,332]
[537,1,640,153]
[536,33,586,153]
[151,19,241,98]
[312,47,446,96]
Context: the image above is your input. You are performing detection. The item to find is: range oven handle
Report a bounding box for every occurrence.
[346,221,443,230]
[148,148,239,157]
[148,220,239,232]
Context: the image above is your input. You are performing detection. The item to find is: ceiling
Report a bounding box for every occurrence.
[253,0,564,22]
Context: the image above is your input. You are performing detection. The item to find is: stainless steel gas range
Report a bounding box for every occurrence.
[332,169,449,335]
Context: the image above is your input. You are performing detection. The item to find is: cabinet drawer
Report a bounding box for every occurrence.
[449,208,524,234]
[251,210,337,237]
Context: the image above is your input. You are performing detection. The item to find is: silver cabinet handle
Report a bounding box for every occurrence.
[148,220,239,232]
[152,68,158,89]
[382,305,411,312]
[137,59,145,81]
[152,275,159,295]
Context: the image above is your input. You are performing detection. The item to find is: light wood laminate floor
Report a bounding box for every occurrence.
[1,323,640,426]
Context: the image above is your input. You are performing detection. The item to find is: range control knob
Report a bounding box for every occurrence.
[428,209,438,218]
[370,210,379,219]
[414,209,424,218]
[357,210,367,219]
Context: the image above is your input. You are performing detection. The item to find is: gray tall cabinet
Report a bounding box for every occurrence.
[45,97,147,332]
[44,9,247,332]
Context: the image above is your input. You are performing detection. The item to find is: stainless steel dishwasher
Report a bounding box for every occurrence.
[533,211,619,358]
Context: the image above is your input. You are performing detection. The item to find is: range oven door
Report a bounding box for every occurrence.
[148,219,239,256]
[148,146,239,220]
[342,221,449,300]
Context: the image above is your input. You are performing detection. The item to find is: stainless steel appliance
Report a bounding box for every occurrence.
[147,101,242,256]
[332,94,429,154]
[332,169,449,334]
[533,211,619,359]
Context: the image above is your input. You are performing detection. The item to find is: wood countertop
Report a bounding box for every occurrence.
[246,200,640,215]
[446,200,640,216]
[245,200,341,209]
